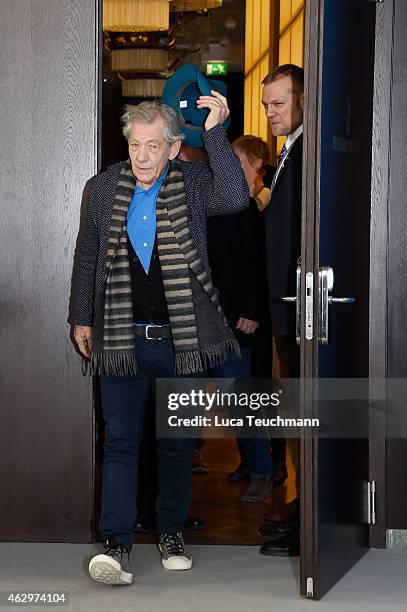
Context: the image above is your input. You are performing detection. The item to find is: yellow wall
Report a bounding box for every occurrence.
[244,0,271,142]
[277,1,304,152]
[244,0,305,154]
[278,1,304,70]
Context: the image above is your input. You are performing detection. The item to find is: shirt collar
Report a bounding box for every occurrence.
[285,124,303,151]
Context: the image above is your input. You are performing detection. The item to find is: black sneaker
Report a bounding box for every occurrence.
[88,542,133,585]
[159,532,192,570]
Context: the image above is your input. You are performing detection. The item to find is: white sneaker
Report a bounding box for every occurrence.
[88,544,133,585]
[159,532,193,570]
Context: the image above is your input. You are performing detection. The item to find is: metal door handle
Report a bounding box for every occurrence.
[319,267,355,345]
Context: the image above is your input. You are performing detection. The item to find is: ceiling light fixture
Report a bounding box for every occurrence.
[103,0,171,32]
[170,0,222,12]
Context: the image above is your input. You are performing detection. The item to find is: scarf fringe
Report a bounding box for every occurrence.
[175,337,241,375]
[90,351,139,377]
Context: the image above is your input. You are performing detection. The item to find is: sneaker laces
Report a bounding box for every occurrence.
[105,543,130,563]
[160,533,185,556]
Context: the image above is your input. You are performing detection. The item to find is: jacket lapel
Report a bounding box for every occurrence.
[271,134,303,194]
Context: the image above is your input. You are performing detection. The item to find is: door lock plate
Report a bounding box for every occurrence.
[305,272,313,340]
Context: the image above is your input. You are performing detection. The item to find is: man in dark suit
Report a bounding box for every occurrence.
[260,64,304,557]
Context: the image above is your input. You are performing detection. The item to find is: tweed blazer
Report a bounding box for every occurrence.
[69,125,249,327]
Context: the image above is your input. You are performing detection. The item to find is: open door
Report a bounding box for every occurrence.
[300,0,377,599]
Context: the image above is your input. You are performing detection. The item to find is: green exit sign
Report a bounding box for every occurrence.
[206,62,228,76]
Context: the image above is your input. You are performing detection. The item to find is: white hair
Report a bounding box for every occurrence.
[121,100,185,143]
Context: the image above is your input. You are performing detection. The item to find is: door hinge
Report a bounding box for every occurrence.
[368,480,376,525]
[306,577,314,598]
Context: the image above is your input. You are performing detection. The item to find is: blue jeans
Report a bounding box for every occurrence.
[211,347,273,479]
[99,334,193,550]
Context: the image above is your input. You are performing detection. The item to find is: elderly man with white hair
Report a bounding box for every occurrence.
[69,90,249,585]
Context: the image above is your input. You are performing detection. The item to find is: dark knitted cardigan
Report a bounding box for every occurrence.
[69,125,249,328]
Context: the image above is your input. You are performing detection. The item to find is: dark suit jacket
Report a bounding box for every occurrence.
[264,134,303,336]
[207,198,265,346]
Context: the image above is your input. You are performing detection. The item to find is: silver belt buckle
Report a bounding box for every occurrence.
[145,324,163,341]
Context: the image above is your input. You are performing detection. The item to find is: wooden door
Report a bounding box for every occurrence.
[0,0,99,541]
[300,0,377,599]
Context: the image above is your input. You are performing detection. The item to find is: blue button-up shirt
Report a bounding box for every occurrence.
[127,164,169,274]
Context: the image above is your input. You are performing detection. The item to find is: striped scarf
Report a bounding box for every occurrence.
[90,160,240,377]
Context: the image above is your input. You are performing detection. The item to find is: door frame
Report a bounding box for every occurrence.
[300,0,322,597]
[368,0,395,549]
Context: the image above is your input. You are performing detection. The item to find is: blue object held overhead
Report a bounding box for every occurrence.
[162,63,231,148]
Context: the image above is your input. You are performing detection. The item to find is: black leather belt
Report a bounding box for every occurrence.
[134,324,171,340]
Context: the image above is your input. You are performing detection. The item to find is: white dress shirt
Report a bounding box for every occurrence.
[271,124,304,191]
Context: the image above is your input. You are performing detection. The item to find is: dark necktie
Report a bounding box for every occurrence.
[278,142,287,164]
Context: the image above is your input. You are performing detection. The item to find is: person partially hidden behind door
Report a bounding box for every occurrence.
[69,92,249,585]
[207,135,274,503]
[259,64,304,557]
